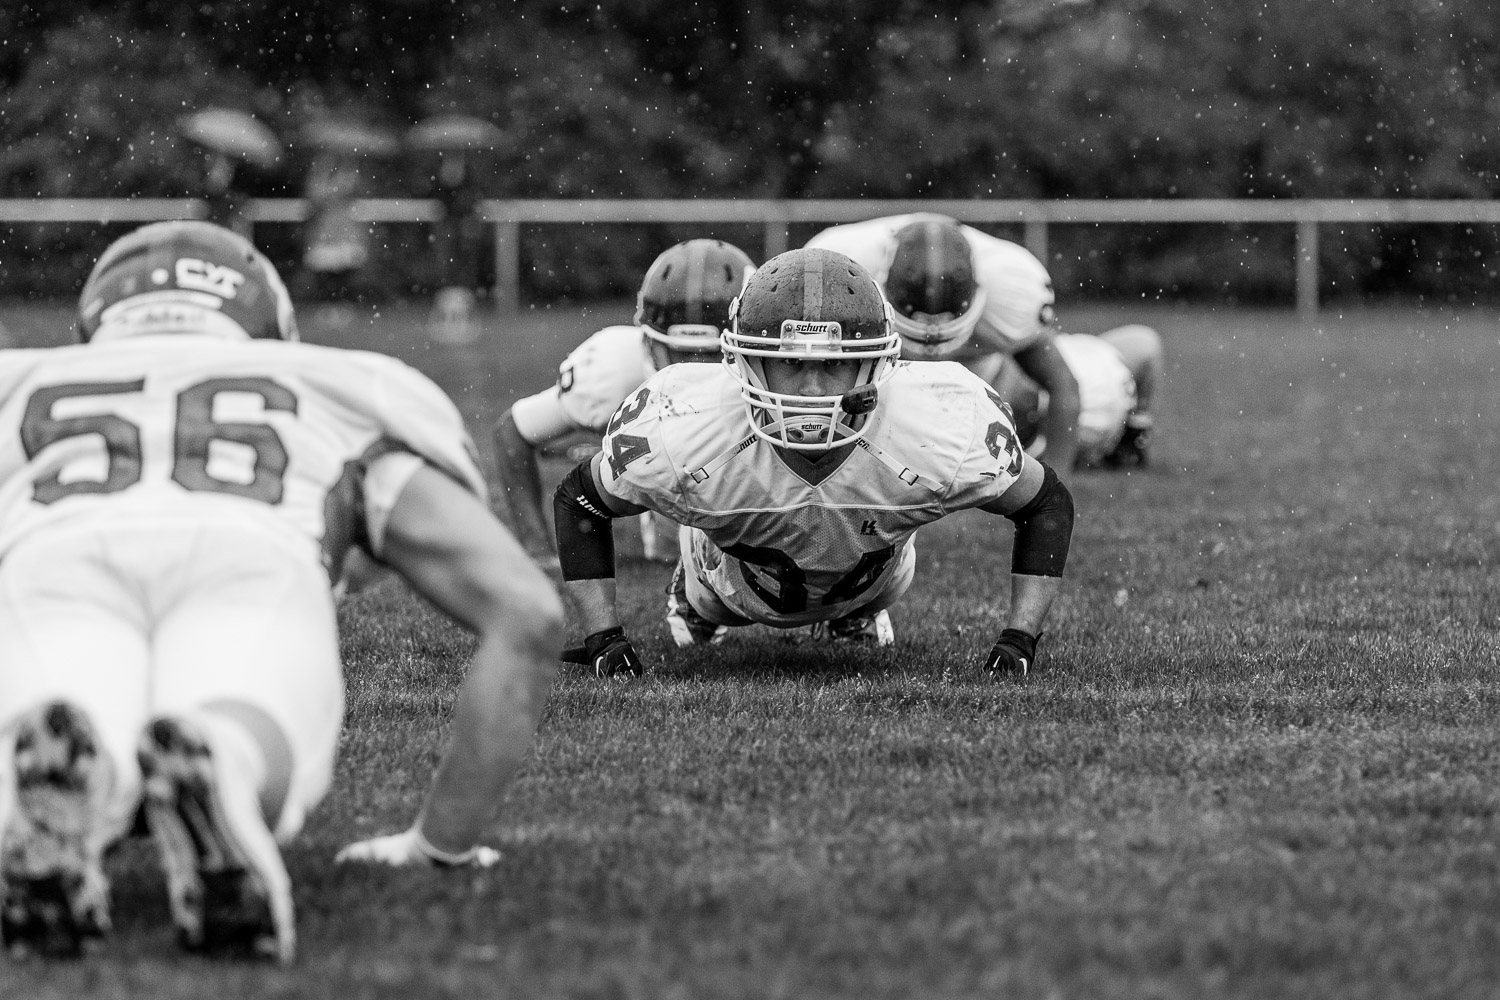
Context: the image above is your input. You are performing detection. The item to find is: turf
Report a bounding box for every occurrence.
[2,299,1499,999]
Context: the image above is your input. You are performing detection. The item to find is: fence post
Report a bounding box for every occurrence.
[492,220,520,314]
[763,219,789,261]
[1024,219,1049,265]
[1295,218,1319,323]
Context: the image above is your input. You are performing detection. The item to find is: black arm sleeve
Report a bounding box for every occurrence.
[1004,463,1074,577]
[553,459,621,581]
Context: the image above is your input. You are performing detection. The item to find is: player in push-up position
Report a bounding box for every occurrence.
[996,325,1165,470]
[493,239,756,569]
[0,221,562,963]
[552,247,1075,674]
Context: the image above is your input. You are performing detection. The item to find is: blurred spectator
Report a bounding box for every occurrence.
[427,149,485,343]
[300,151,372,326]
[177,109,283,239]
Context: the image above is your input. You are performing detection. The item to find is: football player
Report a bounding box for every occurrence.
[805,213,1085,472]
[553,247,1074,670]
[996,325,1164,469]
[492,239,757,570]
[0,222,562,963]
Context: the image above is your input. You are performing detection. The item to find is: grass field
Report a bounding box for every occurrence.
[3,298,1500,999]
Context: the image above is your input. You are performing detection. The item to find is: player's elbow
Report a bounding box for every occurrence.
[492,408,533,461]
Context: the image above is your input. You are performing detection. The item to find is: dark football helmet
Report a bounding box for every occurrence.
[722,247,900,451]
[884,215,987,358]
[635,239,755,369]
[78,220,298,343]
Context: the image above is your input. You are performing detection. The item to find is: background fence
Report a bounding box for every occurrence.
[4,198,1499,321]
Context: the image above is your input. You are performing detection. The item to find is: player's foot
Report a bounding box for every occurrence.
[809,609,895,646]
[638,511,679,564]
[665,562,728,647]
[1,702,113,959]
[1102,423,1150,469]
[137,716,295,964]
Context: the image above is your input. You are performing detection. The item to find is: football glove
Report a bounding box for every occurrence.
[560,626,643,677]
[983,628,1040,676]
[335,827,501,868]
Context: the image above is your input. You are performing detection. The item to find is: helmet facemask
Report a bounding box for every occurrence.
[722,249,901,452]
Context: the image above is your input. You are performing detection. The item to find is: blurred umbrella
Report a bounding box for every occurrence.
[406,114,505,151]
[299,118,400,158]
[178,108,282,169]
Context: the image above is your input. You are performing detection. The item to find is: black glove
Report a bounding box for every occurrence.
[560,626,643,677]
[983,628,1039,676]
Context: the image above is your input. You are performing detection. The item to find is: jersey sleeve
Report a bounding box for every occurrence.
[360,450,428,559]
[966,229,1057,354]
[940,377,1030,513]
[508,385,576,445]
[554,325,655,434]
[344,354,488,500]
[592,369,706,524]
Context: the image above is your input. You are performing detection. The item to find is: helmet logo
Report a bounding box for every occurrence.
[175,258,246,300]
[780,319,841,350]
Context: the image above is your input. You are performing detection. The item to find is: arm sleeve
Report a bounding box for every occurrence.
[1005,463,1074,577]
[363,356,488,499]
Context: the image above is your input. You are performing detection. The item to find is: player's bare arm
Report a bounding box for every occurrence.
[492,405,560,567]
[340,464,563,864]
[553,450,647,676]
[977,452,1075,675]
[1013,337,1082,474]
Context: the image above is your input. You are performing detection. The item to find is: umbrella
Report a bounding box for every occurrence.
[299,118,400,158]
[406,114,505,151]
[178,108,282,170]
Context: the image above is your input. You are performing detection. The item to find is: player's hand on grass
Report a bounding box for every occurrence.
[336,827,501,868]
[983,628,1039,676]
[560,626,643,677]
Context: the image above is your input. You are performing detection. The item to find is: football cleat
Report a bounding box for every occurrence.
[1101,423,1151,469]
[665,562,729,647]
[138,716,295,964]
[1,702,114,959]
[809,609,895,646]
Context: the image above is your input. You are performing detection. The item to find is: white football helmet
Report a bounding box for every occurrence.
[635,239,755,370]
[883,215,985,359]
[78,220,298,343]
[722,248,901,451]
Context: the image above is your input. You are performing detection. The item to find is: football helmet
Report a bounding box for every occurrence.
[78,220,298,343]
[722,247,900,451]
[884,215,987,358]
[636,239,755,370]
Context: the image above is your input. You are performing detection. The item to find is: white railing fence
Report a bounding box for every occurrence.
[4,198,1499,321]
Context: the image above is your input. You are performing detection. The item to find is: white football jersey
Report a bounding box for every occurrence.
[1052,333,1136,462]
[0,335,485,576]
[510,325,654,443]
[598,360,1027,626]
[805,213,1057,358]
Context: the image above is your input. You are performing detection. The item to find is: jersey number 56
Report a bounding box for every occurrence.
[22,377,296,505]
